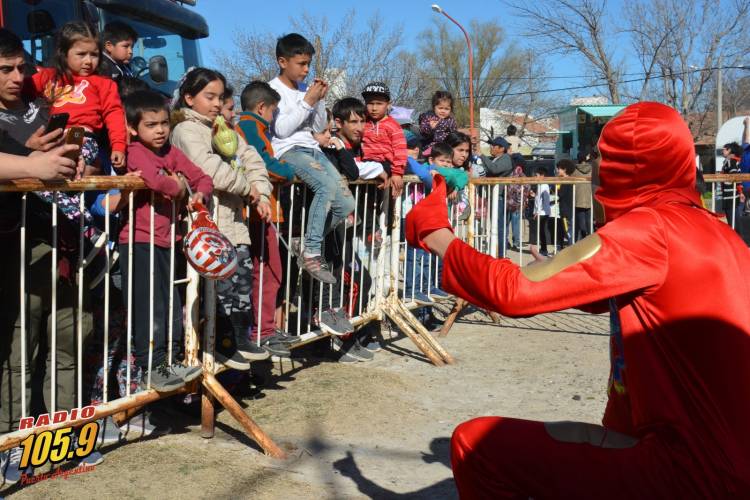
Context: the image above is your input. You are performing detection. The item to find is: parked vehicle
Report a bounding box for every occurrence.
[3,0,208,94]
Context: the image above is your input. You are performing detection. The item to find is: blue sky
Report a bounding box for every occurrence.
[192,0,631,96]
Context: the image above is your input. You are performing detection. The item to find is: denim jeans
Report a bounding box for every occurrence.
[508,210,520,247]
[497,204,521,250]
[404,246,442,295]
[281,147,355,255]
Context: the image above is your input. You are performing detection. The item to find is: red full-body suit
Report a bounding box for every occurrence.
[406,102,750,498]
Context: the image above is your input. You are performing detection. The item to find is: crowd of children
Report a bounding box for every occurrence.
[0,21,544,482]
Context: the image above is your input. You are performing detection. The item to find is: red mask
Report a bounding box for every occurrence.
[595,102,702,223]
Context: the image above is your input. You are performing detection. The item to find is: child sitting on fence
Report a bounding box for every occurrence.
[119,89,212,391]
[269,33,355,285]
[361,81,406,198]
[171,68,275,371]
[418,90,457,156]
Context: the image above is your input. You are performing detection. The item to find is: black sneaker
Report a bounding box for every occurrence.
[332,337,374,362]
[318,309,351,336]
[236,335,270,361]
[270,329,299,344]
[298,254,337,284]
[357,327,383,352]
[260,335,291,357]
[215,336,251,371]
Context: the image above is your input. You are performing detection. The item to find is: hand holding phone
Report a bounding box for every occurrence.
[25,125,64,152]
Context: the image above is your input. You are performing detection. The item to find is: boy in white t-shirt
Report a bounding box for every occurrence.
[268,33,355,285]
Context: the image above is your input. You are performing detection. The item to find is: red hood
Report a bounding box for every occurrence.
[595,102,702,222]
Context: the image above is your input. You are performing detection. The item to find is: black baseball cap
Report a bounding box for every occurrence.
[361,81,391,101]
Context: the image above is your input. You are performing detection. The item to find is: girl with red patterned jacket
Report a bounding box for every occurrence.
[29,21,127,170]
[24,22,128,271]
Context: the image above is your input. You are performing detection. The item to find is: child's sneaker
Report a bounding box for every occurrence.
[333,308,355,332]
[260,335,291,358]
[235,336,270,361]
[270,328,299,344]
[298,254,337,284]
[140,362,184,392]
[215,336,252,371]
[170,363,203,383]
[332,336,374,362]
[317,308,352,336]
[289,237,338,284]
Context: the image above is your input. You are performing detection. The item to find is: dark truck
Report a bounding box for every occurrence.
[2,0,208,94]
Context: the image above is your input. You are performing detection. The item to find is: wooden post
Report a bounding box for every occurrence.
[384,302,444,366]
[202,373,287,459]
[394,300,455,364]
[201,271,217,439]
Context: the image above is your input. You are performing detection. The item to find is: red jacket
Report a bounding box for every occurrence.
[30,68,127,153]
[361,115,406,176]
[119,142,213,248]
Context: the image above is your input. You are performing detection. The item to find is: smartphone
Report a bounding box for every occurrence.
[44,113,69,135]
[63,127,85,161]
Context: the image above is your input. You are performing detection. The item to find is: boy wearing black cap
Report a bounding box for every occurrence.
[361,82,406,198]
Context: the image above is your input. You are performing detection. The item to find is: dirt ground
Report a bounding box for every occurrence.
[6,307,610,499]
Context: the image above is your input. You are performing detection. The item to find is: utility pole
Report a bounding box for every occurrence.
[717,54,723,132]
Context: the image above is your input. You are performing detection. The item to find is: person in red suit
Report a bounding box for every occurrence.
[405,102,750,498]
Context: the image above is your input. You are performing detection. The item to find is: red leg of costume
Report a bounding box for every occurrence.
[451,417,705,499]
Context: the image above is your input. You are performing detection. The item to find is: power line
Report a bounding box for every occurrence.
[345,64,750,84]
[431,65,750,101]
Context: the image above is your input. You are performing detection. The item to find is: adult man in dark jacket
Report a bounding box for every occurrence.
[480,136,514,178]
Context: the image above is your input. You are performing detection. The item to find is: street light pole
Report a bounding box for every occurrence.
[432,4,475,148]
[717,54,723,132]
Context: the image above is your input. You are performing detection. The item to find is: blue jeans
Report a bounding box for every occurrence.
[497,203,521,250]
[281,147,355,255]
[404,246,442,294]
[508,210,520,247]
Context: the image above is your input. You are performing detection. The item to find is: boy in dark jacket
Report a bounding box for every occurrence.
[99,21,138,82]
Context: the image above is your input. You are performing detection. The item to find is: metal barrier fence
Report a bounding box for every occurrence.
[1,172,747,466]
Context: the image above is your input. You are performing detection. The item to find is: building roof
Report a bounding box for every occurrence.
[579,105,626,117]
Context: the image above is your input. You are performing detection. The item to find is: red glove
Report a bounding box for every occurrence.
[405,173,454,251]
